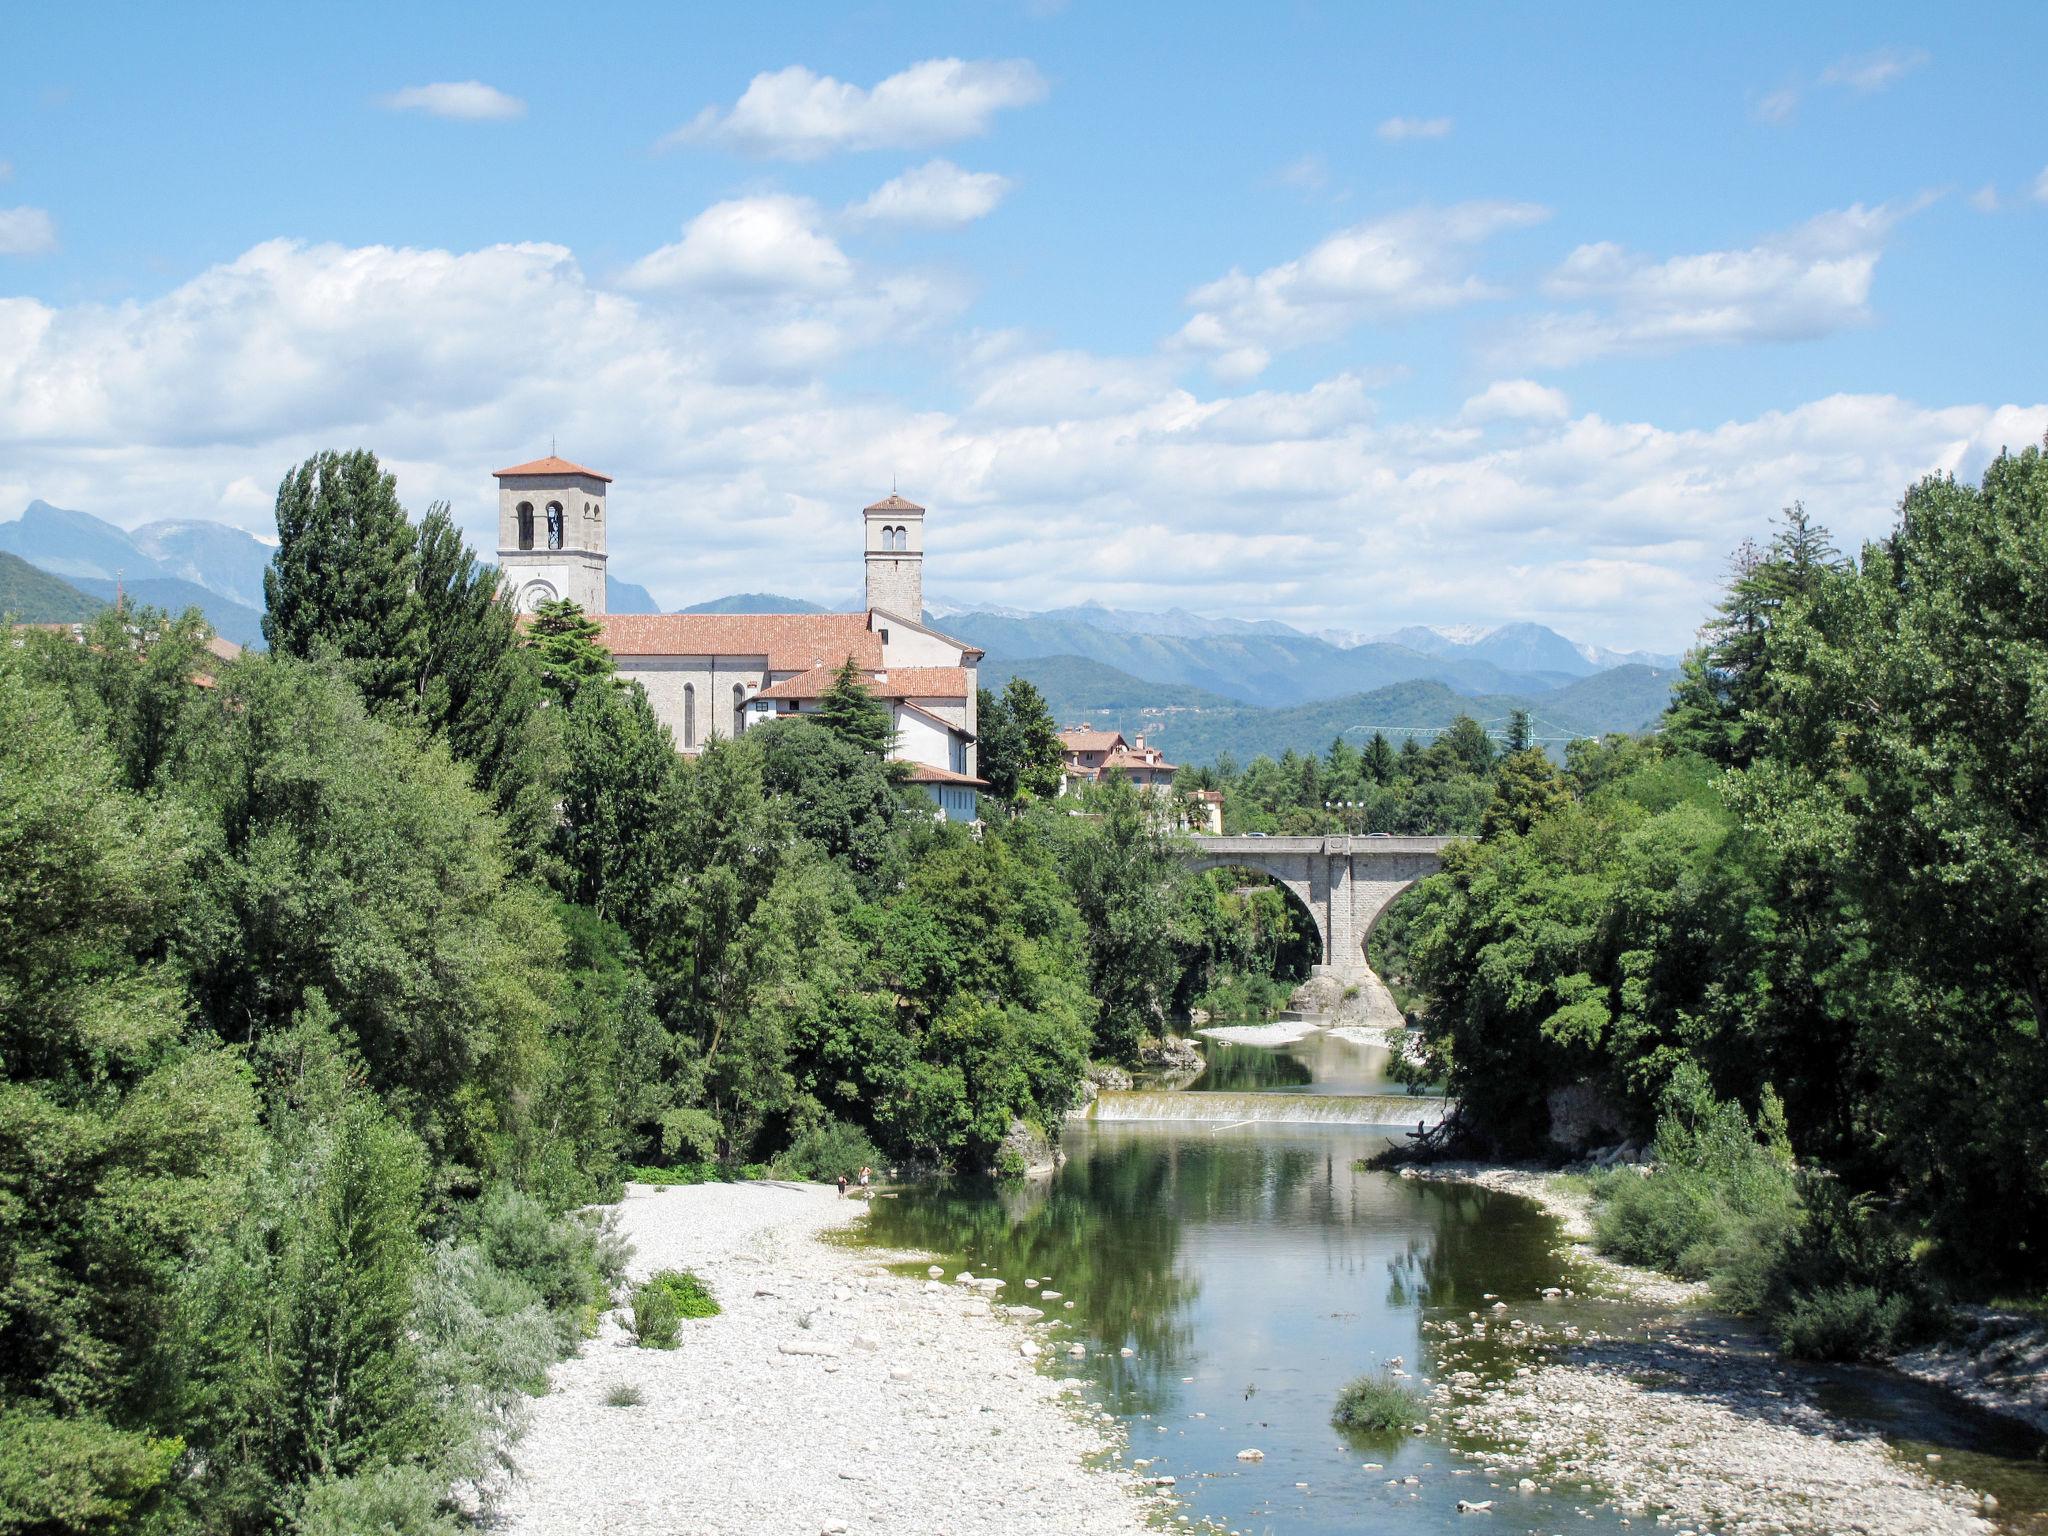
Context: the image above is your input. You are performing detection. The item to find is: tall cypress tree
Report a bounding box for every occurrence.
[263,450,426,712]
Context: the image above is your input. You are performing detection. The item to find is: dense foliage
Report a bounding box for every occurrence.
[1182,713,1506,836]
[1387,447,2048,1332]
[3,448,1301,1532]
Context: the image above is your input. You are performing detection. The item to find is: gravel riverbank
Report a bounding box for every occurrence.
[1405,1162,2006,1535]
[493,1182,1158,1536]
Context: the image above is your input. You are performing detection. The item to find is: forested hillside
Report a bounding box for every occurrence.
[1379,448,2048,1355]
[0,550,103,621]
[982,657,1677,764]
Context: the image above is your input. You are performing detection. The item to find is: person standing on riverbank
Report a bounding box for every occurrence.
[836,1172,848,1199]
[859,1166,872,1198]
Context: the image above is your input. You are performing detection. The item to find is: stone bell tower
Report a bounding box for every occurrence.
[863,491,924,619]
[495,454,610,614]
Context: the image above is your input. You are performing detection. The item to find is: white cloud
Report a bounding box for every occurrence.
[1754,87,1800,125]
[378,81,526,121]
[2034,166,2048,203]
[1376,116,1452,141]
[1461,379,1569,424]
[1819,47,1929,93]
[666,58,1047,159]
[622,196,851,293]
[0,206,56,255]
[1503,200,1923,368]
[850,159,1011,227]
[1970,184,1999,213]
[3,232,2042,656]
[1174,202,1548,380]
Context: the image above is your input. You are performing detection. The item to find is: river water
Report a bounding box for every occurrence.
[862,1027,2048,1535]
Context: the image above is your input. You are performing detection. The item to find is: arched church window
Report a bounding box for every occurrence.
[546,502,564,550]
[517,502,534,550]
[683,684,697,750]
[732,684,746,738]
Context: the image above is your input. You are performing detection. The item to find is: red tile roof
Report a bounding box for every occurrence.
[494,454,613,483]
[1058,728,1125,753]
[596,612,881,671]
[1103,747,1177,773]
[864,493,924,513]
[756,664,971,702]
[896,761,987,787]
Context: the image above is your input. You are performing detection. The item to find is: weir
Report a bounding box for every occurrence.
[1086,1089,1448,1128]
[1180,834,1457,981]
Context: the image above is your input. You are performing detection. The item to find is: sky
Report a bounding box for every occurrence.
[3,1,2045,651]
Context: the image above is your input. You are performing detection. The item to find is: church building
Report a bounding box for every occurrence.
[494,456,985,822]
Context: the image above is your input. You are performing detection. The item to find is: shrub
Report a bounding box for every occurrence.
[292,1462,462,1536]
[631,1269,719,1348]
[462,1183,626,1338]
[1592,1067,1800,1288]
[769,1106,882,1184]
[1776,1286,1916,1362]
[1330,1370,1422,1434]
[602,1382,644,1408]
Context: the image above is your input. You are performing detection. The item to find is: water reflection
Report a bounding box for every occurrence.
[865,1121,1639,1533]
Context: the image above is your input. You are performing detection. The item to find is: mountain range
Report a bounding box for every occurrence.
[0,504,1688,760]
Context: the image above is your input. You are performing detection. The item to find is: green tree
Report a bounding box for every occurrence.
[1481,747,1570,841]
[263,450,426,711]
[1362,731,1397,785]
[750,717,905,887]
[1057,775,1188,1062]
[412,506,555,859]
[524,599,613,704]
[0,663,260,1530]
[1505,709,1532,754]
[554,680,679,924]
[817,656,895,757]
[977,678,1065,803]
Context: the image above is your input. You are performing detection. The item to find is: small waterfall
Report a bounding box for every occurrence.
[1088,1090,1446,1127]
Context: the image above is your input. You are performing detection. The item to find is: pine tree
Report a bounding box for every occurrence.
[1505,709,1532,753]
[817,656,895,757]
[263,450,426,711]
[1362,732,1397,785]
[524,599,614,704]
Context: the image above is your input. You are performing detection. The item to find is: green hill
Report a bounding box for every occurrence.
[989,654,1679,765]
[0,551,105,621]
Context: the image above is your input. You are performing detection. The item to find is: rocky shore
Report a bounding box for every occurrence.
[1406,1161,2011,1535]
[493,1182,1157,1536]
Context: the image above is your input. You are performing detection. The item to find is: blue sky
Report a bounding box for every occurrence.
[4,1,2044,649]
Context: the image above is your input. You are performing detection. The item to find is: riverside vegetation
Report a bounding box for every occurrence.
[0,447,1325,1535]
[1377,445,2048,1364]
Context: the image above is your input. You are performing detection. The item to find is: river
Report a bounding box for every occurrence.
[862,1025,2048,1535]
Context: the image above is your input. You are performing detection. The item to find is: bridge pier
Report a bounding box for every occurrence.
[1182,835,1453,979]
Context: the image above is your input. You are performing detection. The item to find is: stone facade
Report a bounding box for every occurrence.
[495,455,609,614]
[863,493,925,619]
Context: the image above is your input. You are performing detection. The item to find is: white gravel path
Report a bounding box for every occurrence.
[492,1181,1160,1536]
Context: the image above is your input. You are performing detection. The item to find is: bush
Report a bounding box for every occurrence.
[1330,1370,1422,1434]
[602,1382,644,1408]
[1190,971,1294,1022]
[625,1161,770,1186]
[1776,1286,1916,1362]
[769,1106,882,1184]
[462,1183,626,1338]
[631,1269,719,1348]
[292,1462,462,1536]
[1592,1068,1800,1288]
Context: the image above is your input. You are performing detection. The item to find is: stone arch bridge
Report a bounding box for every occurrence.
[1180,835,1456,981]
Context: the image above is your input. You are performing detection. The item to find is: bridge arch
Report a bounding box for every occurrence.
[1180,835,1454,980]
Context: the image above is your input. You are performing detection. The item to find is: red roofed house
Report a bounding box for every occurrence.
[495,459,984,821]
[1056,727,1178,795]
